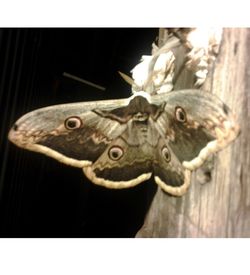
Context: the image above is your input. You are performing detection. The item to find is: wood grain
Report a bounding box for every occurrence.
[136,28,250,237]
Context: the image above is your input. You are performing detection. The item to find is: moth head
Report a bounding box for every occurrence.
[108,146,124,161]
[175,106,187,123]
[64,116,82,130]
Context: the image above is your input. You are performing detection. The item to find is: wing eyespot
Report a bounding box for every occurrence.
[175,106,186,123]
[64,116,82,130]
[162,146,171,162]
[108,146,124,161]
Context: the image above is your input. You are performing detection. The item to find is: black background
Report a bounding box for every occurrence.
[0,28,159,237]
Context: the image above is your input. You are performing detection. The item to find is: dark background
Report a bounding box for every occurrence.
[0,28,159,237]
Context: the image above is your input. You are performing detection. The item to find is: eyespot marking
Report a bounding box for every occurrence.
[175,106,186,122]
[64,116,82,130]
[162,146,171,162]
[108,146,124,161]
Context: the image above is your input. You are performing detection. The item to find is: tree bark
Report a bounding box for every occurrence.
[136,28,250,237]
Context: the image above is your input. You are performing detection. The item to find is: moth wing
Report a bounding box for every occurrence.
[8,98,130,168]
[153,137,191,196]
[83,136,153,189]
[151,89,240,171]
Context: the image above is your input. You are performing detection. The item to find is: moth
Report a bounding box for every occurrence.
[8,89,239,196]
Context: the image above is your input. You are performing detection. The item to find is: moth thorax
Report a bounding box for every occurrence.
[132,112,149,122]
[132,112,148,134]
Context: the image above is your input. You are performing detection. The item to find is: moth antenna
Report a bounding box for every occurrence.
[63,72,106,91]
[118,71,135,86]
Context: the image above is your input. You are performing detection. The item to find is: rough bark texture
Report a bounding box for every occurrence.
[136,28,250,237]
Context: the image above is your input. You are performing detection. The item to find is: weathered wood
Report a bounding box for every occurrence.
[136,28,250,237]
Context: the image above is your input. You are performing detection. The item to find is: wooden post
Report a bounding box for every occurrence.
[136,28,250,237]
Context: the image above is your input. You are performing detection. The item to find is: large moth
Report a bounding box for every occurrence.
[8,89,239,196]
[8,30,240,196]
